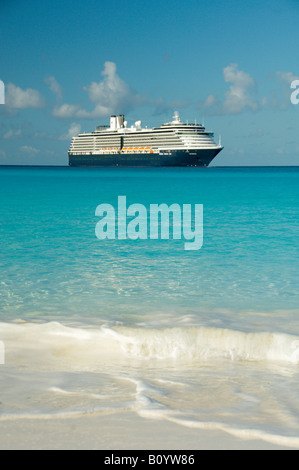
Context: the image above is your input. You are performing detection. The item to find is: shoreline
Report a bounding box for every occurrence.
[0,412,293,451]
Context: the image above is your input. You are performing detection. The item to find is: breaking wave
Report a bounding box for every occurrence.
[1,321,299,368]
[1,321,299,449]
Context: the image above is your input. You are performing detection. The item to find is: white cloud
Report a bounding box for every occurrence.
[222,63,258,114]
[45,76,62,99]
[53,103,81,118]
[83,61,143,116]
[198,63,259,115]
[3,129,22,139]
[52,61,145,119]
[198,94,220,111]
[59,122,82,140]
[276,71,299,85]
[20,145,40,154]
[203,95,218,108]
[6,83,45,109]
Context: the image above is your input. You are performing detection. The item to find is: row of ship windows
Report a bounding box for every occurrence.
[73,134,212,142]
[71,143,214,151]
[71,146,216,153]
[76,130,210,140]
[71,139,214,146]
[72,137,214,147]
[76,131,212,138]
[71,139,213,146]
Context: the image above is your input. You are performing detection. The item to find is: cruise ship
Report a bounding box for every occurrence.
[68,112,223,167]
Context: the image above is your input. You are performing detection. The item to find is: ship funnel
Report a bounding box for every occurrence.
[116,115,124,129]
[110,115,117,130]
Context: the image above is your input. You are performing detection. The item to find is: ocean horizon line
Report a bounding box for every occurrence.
[0,164,299,169]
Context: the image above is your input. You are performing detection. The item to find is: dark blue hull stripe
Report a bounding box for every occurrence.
[69,149,223,167]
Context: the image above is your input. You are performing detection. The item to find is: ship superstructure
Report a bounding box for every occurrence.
[68,112,223,167]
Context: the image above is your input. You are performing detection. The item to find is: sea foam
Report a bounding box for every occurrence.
[1,321,299,369]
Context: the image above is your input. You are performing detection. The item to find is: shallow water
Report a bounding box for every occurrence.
[0,166,298,447]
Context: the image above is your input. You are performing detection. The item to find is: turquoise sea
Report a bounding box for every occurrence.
[0,166,299,448]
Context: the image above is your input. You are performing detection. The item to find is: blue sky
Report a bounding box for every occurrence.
[0,0,298,165]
